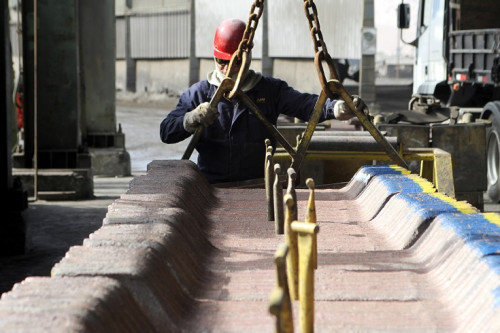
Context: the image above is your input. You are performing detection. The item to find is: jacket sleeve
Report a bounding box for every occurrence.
[159,82,209,144]
[271,78,336,122]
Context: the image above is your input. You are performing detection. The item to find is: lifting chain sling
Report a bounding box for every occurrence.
[296,0,408,170]
[182,0,296,160]
[183,0,408,170]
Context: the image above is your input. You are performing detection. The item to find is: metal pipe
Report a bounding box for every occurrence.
[273,149,439,162]
[307,135,399,152]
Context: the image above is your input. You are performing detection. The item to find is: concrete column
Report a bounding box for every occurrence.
[15,1,94,199]
[78,0,116,135]
[360,0,377,109]
[261,0,273,77]
[78,0,131,177]
[189,0,200,85]
[27,1,82,168]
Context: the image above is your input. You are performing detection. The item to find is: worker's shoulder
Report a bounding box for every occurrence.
[254,75,290,91]
[187,79,211,92]
[259,75,285,84]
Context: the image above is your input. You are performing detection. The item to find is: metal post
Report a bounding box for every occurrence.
[305,178,317,269]
[266,150,274,221]
[269,288,286,333]
[291,222,319,333]
[268,243,294,333]
[284,194,299,301]
[273,164,284,234]
[286,168,298,222]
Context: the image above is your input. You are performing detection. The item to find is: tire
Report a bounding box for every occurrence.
[486,112,500,202]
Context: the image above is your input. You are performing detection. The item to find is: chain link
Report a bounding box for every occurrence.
[237,0,264,57]
[226,0,264,97]
[227,0,264,72]
[304,0,328,55]
[303,0,339,99]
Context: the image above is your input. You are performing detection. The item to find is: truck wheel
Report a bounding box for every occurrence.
[486,113,500,202]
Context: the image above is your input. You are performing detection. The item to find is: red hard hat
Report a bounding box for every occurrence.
[213,18,246,60]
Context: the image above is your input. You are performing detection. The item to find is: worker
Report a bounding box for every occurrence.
[160,18,366,184]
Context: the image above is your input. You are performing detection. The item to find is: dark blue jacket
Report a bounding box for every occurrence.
[160,76,335,184]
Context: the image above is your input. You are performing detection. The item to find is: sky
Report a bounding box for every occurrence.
[375,0,419,60]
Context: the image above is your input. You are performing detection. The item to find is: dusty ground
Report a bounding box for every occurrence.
[115,91,180,110]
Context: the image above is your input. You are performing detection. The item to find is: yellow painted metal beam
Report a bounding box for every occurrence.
[273,147,455,198]
[411,148,455,198]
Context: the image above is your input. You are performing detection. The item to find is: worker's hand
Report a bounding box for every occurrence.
[183,102,219,133]
[333,95,369,120]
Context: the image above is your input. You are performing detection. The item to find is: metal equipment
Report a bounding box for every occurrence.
[182,0,408,176]
[389,0,500,207]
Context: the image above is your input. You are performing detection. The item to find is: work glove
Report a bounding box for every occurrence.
[333,95,369,120]
[183,102,219,133]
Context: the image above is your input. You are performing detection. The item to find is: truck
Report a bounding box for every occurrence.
[385,0,500,206]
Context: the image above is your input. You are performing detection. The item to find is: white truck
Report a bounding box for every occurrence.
[389,0,500,205]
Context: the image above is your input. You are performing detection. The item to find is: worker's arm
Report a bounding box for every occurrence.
[160,81,212,144]
[268,77,366,122]
[267,77,336,122]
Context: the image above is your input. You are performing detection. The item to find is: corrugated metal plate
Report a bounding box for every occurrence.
[131,0,190,12]
[116,0,190,15]
[195,0,361,59]
[130,10,190,59]
[115,18,126,59]
[268,0,362,59]
[121,1,362,60]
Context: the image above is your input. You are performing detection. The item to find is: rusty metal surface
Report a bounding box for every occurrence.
[2,160,498,332]
[188,182,456,331]
[307,135,399,151]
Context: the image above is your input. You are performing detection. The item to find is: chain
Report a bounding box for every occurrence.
[301,0,409,169]
[303,0,339,99]
[237,0,264,58]
[304,0,328,56]
[226,0,264,98]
